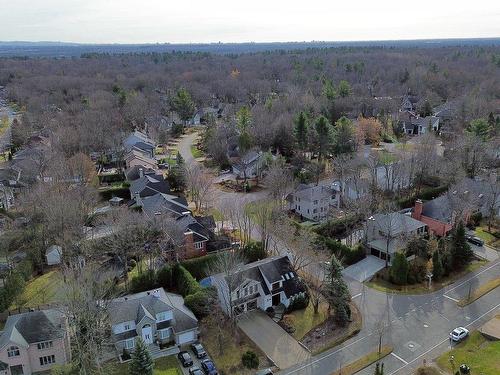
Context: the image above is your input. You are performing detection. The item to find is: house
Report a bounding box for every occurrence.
[129,173,170,199]
[232,151,266,179]
[289,183,338,221]
[175,215,211,258]
[108,288,198,359]
[365,212,427,263]
[125,165,157,181]
[211,255,307,316]
[400,115,440,136]
[400,93,420,112]
[138,192,191,219]
[124,149,158,171]
[45,245,62,266]
[412,177,500,236]
[0,310,71,375]
[124,131,155,156]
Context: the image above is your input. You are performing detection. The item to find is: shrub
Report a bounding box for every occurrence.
[184,289,214,319]
[287,293,309,312]
[390,253,409,285]
[181,254,219,280]
[130,271,157,293]
[319,237,365,266]
[156,266,174,290]
[241,351,259,369]
[243,241,266,262]
[174,264,201,297]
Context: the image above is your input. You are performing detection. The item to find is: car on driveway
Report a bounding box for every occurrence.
[465,234,484,246]
[200,359,218,375]
[450,327,469,342]
[189,367,204,375]
[178,351,194,367]
[191,343,207,358]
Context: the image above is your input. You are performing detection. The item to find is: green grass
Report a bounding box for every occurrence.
[457,277,500,306]
[474,225,500,248]
[437,331,500,375]
[331,346,392,375]
[110,355,181,375]
[11,270,65,309]
[366,260,487,295]
[0,116,10,137]
[289,301,329,340]
[190,145,203,158]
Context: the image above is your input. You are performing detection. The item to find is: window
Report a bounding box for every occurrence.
[124,324,131,331]
[125,338,135,349]
[37,341,53,350]
[272,282,280,291]
[159,328,172,339]
[39,355,56,366]
[7,346,20,357]
[313,200,318,205]
[194,242,204,250]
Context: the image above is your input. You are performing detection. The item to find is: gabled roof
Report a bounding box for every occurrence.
[130,174,170,198]
[141,193,190,218]
[45,244,62,257]
[125,165,157,181]
[371,212,426,236]
[176,215,211,242]
[0,310,66,350]
[293,183,334,201]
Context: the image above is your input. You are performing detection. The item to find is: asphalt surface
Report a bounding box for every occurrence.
[177,132,500,375]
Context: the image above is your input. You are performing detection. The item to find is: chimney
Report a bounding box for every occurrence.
[184,230,195,258]
[413,199,423,220]
[134,192,142,206]
[139,167,144,178]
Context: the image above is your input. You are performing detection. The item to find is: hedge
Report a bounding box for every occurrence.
[98,187,130,201]
[397,185,449,209]
[174,264,202,297]
[98,172,125,184]
[180,253,219,280]
[320,237,366,266]
[315,214,363,239]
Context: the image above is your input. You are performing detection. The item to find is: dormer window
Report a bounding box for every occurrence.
[8,346,20,357]
[156,311,171,322]
[124,324,131,331]
[272,282,280,291]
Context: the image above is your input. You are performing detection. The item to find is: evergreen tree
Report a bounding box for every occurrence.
[337,80,352,98]
[129,338,153,375]
[322,79,337,100]
[432,250,443,280]
[236,106,253,152]
[314,116,332,161]
[167,151,186,191]
[390,252,409,285]
[294,112,308,152]
[467,118,491,141]
[171,88,196,124]
[324,255,351,326]
[374,362,384,375]
[420,100,433,117]
[450,221,473,268]
[332,117,356,155]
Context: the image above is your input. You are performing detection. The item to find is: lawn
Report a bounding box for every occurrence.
[200,315,270,375]
[110,355,181,375]
[366,260,487,294]
[474,225,500,248]
[11,270,66,309]
[457,277,500,306]
[437,331,500,375]
[330,346,392,375]
[0,115,10,137]
[190,144,203,158]
[288,301,329,340]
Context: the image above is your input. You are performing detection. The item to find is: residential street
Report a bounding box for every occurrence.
[177,132,500,375]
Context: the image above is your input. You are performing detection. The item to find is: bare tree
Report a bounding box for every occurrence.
[263,158,295,208]
[302,272,324,314]
[185,164,215,212]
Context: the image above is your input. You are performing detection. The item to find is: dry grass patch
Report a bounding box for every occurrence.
[457,277,500,306]
[330,346,392,375]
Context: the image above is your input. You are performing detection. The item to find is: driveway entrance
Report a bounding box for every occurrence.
[238,310,310,369]
[342,255,386,282]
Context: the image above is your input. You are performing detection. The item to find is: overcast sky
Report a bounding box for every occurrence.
[1,0,499,44]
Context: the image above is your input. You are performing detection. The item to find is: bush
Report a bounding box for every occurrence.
[181,254,219,280]
[397,185,449,209]
[98,187,130,201]
[319,237,365,266]
[174,264,202,297]
[130,271,157,293]
[241,351,259,369]
[184,288,214,319]
[468,211,482,227]
[287,293,309,312]
[243,241,266,263]
[156,266,174,290]
[315,215,363,238]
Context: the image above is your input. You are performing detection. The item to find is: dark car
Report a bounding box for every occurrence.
[200,359,218,375]
[465,234,484,247]
[178,351,193,367]
[189,367,204,375]
[191,343,207,358]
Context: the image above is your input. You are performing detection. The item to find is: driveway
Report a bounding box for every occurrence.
[238,310,311,369]
[341,255,385,282]
[471,243,498,261]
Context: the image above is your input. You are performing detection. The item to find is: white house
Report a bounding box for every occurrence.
[289,183,338,222]
[45,245,62,266]
[211,255,307,316]
[108,288,198,359]
[232,151,266,179]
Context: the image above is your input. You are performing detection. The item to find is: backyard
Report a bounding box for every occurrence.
[111,355,181,375]
[10,270,65,309]
[437,330,500,375]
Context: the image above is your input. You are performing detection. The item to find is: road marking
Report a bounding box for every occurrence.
[390,352,408,365]
[351,293,362,299]
[388,301,500,375]
[443,295,459,303]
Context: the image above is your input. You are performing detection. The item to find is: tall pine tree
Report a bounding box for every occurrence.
[129,338,154,375]
[324,255,351,326]
[432,250,443,280]
[294,112,308,153]
[450,221,473,268]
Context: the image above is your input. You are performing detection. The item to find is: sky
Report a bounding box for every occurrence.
[1,0,499,44]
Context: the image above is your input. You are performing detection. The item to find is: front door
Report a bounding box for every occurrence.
[142,324,153,344]
[10,365,24,375]
[272,293,281,306]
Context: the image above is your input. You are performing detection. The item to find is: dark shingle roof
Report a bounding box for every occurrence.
[130,174,170,198]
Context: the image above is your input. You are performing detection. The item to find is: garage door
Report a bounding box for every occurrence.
[177,331,196,345]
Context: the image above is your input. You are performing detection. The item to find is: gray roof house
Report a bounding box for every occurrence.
[0,310,71,375]
[365,212,427,263]
[108,288,198,359]
[289,183,338,222]
[401,115,440,136]
[211,255,307,316]
[129,173,171,199]
[232,151,266,179]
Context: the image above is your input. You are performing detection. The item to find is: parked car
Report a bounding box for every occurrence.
[256,369,274,375]
[178,351,194,367]
[189,367,204,375]
[200,359,218,375]
[191,342,207,358]
[465,235,484,247]
[449,327,469,342]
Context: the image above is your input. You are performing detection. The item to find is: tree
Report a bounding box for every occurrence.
[337,80,352,98]
[332,117,356,155]
[324,255,351,326]
[390,252,409,285]
[129,338,154,375]
[322,79,337,101]
[167,151,186,191]
[450,221,473,268]
[236,106,253,152]
[241,350,259,369]
[314,115,332,161]
[294,111,308,153]
[374,362,385,375]
[419,100,433,117]
[171,88,195,124]
[432,249,444,281]
[467,118,491,141]
[264,158,295,207]
[185,164,215,212]
[357,117,383,145]
[302,273,324,314]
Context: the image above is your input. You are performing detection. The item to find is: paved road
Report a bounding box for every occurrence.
[177,133,500,375]
[239,310,311,369]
